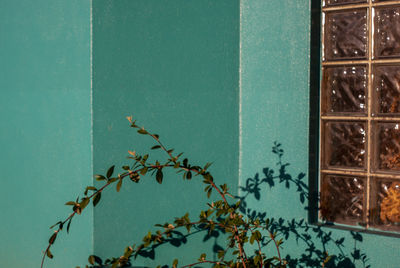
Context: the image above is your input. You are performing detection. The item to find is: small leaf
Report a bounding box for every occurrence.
[151,145,161,150]
[93,192,101,207]
[140,167,148,175]
[172,259,178,268]
[111,260,119,268]
[106,165,115,178]
[128,150,136,156]
[88,255,95,265]
[186,171,192,180]
[94,175,106,181]
[80,198,90,210]
[137,128,148,135]
[122,165,130,170]
[67,218,72,233]
[207,188,212,198]
[204,162,212,170]
[174,162,180,169]
[156,169,163,184]
[108,177,118,183]
[65,201,76,206]
[84,186,97,195]
[49,233,57,244]
[116,179,123,192]
[46,249,53,259]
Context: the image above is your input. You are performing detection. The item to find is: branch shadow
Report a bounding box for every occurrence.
[237,142,370,268]
[89,142,370,268]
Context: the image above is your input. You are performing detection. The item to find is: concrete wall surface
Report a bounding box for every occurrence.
[240,1,400,267]
[0,1,92,267]
[92,0,239,266]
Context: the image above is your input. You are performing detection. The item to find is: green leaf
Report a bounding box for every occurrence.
[94,175,106,181]
[80,197,90,210]
[111,260,119,268]
[88,255,95,265]
[140,166,148,175]
[174,162,180,169]
[116,179,123,192]
[93,192,101,207]
[250,233,256,244]
[65,201,76,206]
[186,171,192,180]
[156,169,163,184]
[46,249,53,259]
[207,188,212,198]
[49,233,57,244]
[151,145,161,150]
[137,128,148,135]
[108,177,118,183]
[84,186,97,195]
[106,165,115,178]
[204,162,212,170]
[66,218,72,233]
[122,165,130,170]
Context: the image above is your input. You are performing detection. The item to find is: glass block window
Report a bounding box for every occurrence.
[320,0,400,232]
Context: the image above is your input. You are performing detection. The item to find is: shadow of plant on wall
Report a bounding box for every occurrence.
[238,142,370,268]
[41,118,370,268]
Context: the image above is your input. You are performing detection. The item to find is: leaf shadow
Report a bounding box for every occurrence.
[237,142,370,268]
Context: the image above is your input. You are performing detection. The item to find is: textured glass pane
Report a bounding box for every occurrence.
[324,121,366,169]
[374,122,400,171]
[324,9,368,60]
[322,65,367,114]
[370,178,400,231]
[321,175,365,225]
[375,6,400,58]
[325,0,367,6]
[373,65,400,115]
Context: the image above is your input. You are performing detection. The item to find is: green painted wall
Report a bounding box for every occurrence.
[2,1,398,267]
[0,1,92,267]
[92,0,239,266]
[240,0,400,267]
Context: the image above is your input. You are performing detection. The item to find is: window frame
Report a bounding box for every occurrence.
[309,0,400,237]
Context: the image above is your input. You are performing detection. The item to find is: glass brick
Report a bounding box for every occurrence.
[370,178,400,231]
[324,9,368,60]
[321,174,366,225]
[375,6,400,58]
[373,122,400,171]
[373,65,400,115]
[323,121,367,169]
[325,0,367,6]
[322,65,368,114]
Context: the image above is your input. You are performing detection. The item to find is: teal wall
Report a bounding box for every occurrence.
[92,0,239,266]
[2,1,399,267]
[0,1,92,267]
[240,0,400,267]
